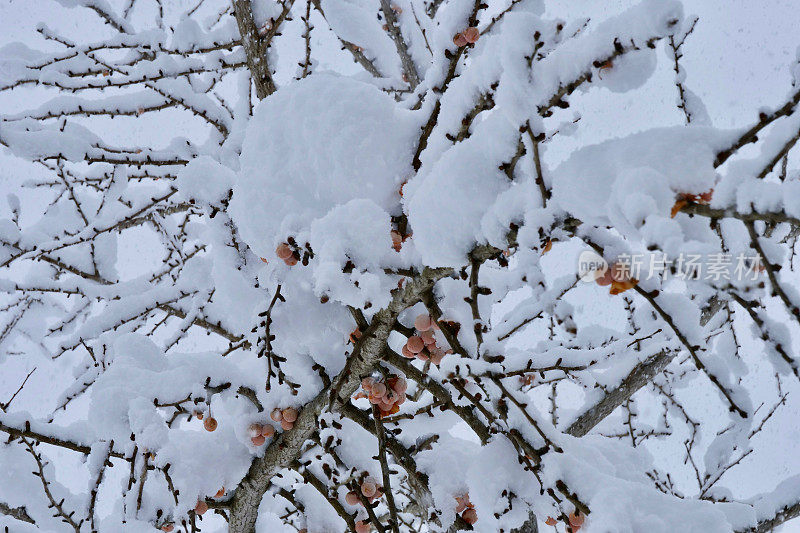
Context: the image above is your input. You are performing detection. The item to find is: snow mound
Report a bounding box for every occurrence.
[551,127,729,235]
[176,155,234,205]
[231,73,419,258]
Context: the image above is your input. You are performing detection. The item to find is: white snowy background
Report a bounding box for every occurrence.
[1,0,800,531]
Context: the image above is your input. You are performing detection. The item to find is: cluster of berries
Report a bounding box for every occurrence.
[594,262,637,295]
[401,314,450,365]
[545,511,584,531]
[357,375,407,417]
[455,493,478,525]
[453,27,480,47]
[275,242,300,266]
[195,411,217,432]
[345,476,383,507]
[271,407,299,430]
[247,422,276,446]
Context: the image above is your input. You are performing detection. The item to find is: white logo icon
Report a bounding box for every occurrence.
[578,250,607,282]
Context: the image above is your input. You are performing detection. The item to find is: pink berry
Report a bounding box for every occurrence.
[280,419,294,431]
[248,423,262,437]
[372,382,386,397]
[416,350,429,361]
[345,491,361,506]
[453,32,468,47]
[194,501,208,516]
[251,435,266,446]
[270,409,283,422]
[284,255,298,266]
[406,336,424,353]
[261,424,275,438]
[361,480,377,497]
[355,520,371,533]
[462,508,478,524]
[401,345,415,358]
[362,377,375,391]
[463,27,479,44]
[276,243,293,259]
[414,314,433,331]
[282,408,298,423]
[391,378,407,394]
[596,268,614,286]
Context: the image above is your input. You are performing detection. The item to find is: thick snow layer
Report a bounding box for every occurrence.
[176,155,234,205]
[231,73,419,256]
[552,127,730,235]
[231,73,420,306]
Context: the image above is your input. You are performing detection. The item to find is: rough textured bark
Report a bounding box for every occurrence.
[232,0,277,99]
[0,501,35,525]
[738,501,800,533]
[228,267,451,533]
[566,349,673,437]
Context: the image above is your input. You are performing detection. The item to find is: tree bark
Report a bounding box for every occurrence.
[228,268,451,533]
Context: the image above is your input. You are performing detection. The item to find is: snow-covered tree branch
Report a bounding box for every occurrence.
[1,0,800,532]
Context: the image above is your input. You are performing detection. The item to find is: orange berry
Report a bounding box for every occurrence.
[453,32,468,47]
[248,423,262,437]
[345,491,361,506]
[194,500,208,516]
[203,417,217,432]
[462,508,478,524]
[161,525,174,532]
[406,336,424,353]
[276,243,293,259]
[463,27,479,43]
[284,255,298,266]
[270,408,283,422]
[251,435,266,446]
[282,408,298,423]
[280,419,294,431]
[261,424,275,438]
[362,377,375,390]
